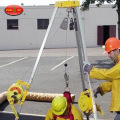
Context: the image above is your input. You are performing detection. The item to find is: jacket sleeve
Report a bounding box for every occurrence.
[71,104,83,120]
[45,108,54,120]
[89,63,120,81]
[98,81,112,95]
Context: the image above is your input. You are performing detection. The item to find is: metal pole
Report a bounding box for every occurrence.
[15,7,58,120]
[29,7,58,85]
[73,8,86,91]
[73,7,97,120]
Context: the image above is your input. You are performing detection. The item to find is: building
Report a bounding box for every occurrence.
[82,5,117,47]
[0,4,117,50]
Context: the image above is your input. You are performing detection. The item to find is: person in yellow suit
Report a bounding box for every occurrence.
[45,91,83,120]
[83,37,120,120]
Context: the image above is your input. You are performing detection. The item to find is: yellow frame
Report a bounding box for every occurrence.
[54,1,80,8]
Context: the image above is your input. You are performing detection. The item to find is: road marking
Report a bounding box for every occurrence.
[0,111,45,117]
[0,57,28,68]
[0,111,111,120]
[51,56,74,70]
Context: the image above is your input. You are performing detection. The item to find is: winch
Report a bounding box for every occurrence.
[7,80,30,119]
[78,89,104,117]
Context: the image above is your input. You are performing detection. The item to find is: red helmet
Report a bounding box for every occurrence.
[103,37,120,54]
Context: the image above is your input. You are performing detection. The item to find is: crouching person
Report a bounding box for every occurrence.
[45,92,83,120]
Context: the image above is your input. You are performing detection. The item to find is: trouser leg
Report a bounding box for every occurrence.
[114,113,120,120]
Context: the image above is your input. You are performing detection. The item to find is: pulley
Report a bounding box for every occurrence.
[7,80,30,119]
[60,17,68,30]
[78,89,104,117]
[7,81,23,103]
[60,8,74,31]
[69,18,74,30]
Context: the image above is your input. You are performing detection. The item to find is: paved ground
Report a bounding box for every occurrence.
[0,47,115,120]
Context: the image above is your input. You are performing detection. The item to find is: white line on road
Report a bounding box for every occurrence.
[0,111,111,120]
[0,111,45,117]
[0,57,28,69]
[51,56,74,70]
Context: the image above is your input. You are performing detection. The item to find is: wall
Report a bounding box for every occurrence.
[82,4,117,47]
[0,4,118,50]
[0,5,54,50]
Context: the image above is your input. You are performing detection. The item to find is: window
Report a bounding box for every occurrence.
[37,19,49,29]
[7,19,18,30]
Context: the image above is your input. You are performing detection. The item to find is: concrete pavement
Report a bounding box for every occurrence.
[0,47,107,57]
[0,47,114,120]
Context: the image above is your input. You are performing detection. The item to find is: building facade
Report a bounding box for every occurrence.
[0,4,117,50]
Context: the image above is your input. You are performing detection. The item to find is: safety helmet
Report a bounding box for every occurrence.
[52,96,67,115]
[104,37,120,54]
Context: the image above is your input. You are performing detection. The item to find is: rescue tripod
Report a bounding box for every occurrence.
[7,1,104,120]
[50,1,104,120]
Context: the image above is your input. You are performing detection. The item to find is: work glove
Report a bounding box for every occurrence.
[83,61,93,73]
[94,87,101,98]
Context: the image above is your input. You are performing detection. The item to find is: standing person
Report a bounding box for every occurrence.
[45,91,83,120]
[83,37,120,120]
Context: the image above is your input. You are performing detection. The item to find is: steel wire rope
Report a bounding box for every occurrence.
[64,19,70,76]
[19,58,35,81]
[46,21,60,45]
[65,9,71,74]
[45,12,66,45]
[63,16,70,92]
[63,9,74,90]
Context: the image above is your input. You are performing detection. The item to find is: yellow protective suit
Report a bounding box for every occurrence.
[45,104,83,120]
[89,53,120,112]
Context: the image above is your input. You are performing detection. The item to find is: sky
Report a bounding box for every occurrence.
[0,0,84,6]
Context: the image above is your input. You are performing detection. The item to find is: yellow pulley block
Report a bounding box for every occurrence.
[7,80,30,119]
[78,94,91,113]
[7,81,24,103]
[78,89,104,116]
[78,89,93,115]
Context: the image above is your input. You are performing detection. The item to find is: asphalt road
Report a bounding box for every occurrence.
[0,48,116,120]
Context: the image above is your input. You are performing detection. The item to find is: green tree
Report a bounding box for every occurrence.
[80,0,120,39]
